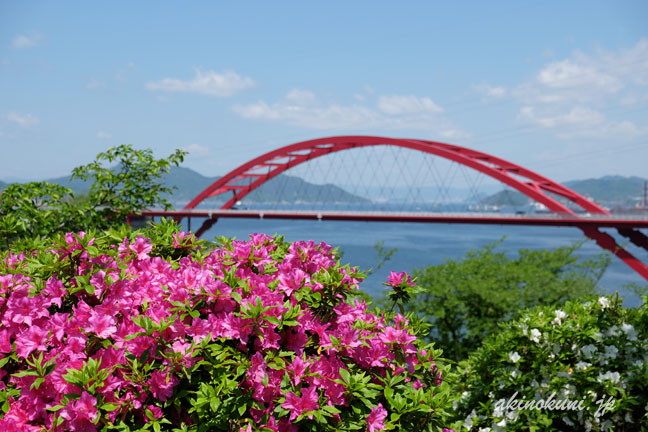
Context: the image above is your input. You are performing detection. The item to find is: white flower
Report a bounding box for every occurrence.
[621,323,637,340]
[553,309,567,325]
[576,361,591,370]
[598,296,611,309]
[597,371,621,384]
[509,351,521,363]
[464,410,477,430]
[582,344,598,359]
[605,325,619,337]
[604,345,619,360]
[506,409,519,421]
[530,328,541,343]
[492,400,505,418]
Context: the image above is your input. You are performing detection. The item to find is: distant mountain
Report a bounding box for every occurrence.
[563,176,647,206]
[6,170,644,209]
[159,167,369,207]
[481,175,648,208]
[2,166,369,207]
[480,189,529,206]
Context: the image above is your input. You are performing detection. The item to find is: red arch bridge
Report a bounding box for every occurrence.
[135,136,648,281]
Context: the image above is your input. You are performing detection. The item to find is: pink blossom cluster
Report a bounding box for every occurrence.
[0,232,446,431]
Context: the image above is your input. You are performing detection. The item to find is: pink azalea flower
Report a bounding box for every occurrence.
[366,403,388,432]
[281,386,319,421]
[14,325,48,359]
[147,371,179,402]
[129,236,153,260]
[86,309,117,338]
[287,356,308,386]
[386,271,405,286]
[74,391,99,421]
[42,278,66,307]
[145,405,163,422]
[386,271,414,287]
[0,329,12,353]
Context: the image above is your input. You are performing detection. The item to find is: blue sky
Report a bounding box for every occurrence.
[1,1,647,185]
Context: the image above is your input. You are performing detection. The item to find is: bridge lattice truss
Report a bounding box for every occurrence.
[158,136,648,280]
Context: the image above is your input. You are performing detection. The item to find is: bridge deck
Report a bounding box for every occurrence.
[138,210,648,228]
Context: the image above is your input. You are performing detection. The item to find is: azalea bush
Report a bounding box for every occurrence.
[448,294,648,431]
[0,220,453,431]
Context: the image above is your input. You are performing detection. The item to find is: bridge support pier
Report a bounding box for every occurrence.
[617,228,648,252]
[580,226,648,280]
[195,217,219,238]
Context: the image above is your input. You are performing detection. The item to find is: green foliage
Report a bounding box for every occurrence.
[0,182,81,248]
[448,294,648,431]
[371,241,397,274]
[0,145,186,249]
[406,239,610,362]
[71,145,186,220]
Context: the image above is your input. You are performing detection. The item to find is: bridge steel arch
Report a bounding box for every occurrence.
[185,136,648,280]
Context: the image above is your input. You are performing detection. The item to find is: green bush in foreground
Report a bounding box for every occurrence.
[408,240,609,362]
[448,294,648,431]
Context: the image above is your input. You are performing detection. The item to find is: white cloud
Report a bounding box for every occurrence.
[517,106,645,139]
[518,106,605,129]
[477,38,648,140]
[486,86,507,98]
[440,129,471,140]
[233,89,463,136]
[96,131,112,139]
[86,79,106,89]
[233,98,381,130]
[377,95,443,115]
[7,112,39,127]
[474,84,507,98]
[536,59,621,92]
[114,62,137,82]
[284,89,317,105]
[146,69,255,97]
[11,33,41,49]
[184,143,209,156]
[522,39,648,105]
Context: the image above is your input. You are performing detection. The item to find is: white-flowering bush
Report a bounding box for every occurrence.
[448,294,648,431]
